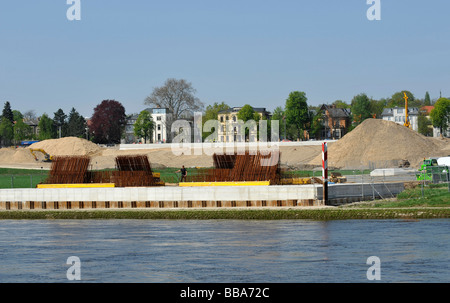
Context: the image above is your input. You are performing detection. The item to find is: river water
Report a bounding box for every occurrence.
[0,219,448,283]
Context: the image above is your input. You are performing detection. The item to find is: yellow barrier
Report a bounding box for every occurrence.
[37,183,115,189]
[179,181,270,187]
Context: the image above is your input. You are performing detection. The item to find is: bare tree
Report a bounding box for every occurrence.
[144,78,204,120]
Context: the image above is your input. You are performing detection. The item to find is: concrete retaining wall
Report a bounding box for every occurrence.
[319,182,405,206]
[0,182,405,210]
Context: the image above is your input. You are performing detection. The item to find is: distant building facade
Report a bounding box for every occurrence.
[123,108,173,144]
[216,106,271,142]
[23,118,39,138]
[319,104,351,139]
[381,107,419,132]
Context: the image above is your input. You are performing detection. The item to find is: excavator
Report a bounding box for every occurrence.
[29,149,53,162]
[403,92,411,128]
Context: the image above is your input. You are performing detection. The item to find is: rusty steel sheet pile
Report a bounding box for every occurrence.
[44,156,91,184]
[188,151,281,184]
[42,155,163,187]
[112,155,158,187]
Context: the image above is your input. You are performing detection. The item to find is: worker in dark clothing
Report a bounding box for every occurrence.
[176,165,187,182]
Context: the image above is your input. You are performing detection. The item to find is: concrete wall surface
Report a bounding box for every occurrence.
[0,182,404,209]
[0,185,318,203]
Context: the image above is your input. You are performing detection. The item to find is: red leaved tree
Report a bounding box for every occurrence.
[89,100,126,144]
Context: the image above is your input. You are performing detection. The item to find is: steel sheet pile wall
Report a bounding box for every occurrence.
[189,151,281,184]
[44,156,91,184]
[112,155,158,187]
[42,155,162,187]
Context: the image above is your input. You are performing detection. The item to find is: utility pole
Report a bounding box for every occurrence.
[322,142,328,205]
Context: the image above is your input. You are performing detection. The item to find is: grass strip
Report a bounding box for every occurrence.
[0,208,449,220]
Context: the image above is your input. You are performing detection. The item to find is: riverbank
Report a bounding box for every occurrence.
[1,207,449,220]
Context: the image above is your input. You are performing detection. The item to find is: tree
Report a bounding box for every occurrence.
[237,105,260,141]
[424,91,431,106]
[134,110,154,143]
[89,100,126,144]
[202,102,230,141]
[284,91,309,140]
[418,110,433,137]
[23,110,37,121]
[38,113,54,140]
[237,104,259,122]
[369,98,387,118]
[53,108,67,138]
[430,97,450,137]
[13,110,23,122]
[351,93,372,125]
[332,100,350,109]
[387,91,415,108]
[310,112,323,139]
[271,106,286,140]
[0,118,14,146]
[1,101,14,124]
[13,118,32,142]
[144,78,204,120]
[67,108,87,138]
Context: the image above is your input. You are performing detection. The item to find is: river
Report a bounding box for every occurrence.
[0,219,448,283]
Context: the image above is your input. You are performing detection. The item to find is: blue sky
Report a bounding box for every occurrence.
[0,0,449,118]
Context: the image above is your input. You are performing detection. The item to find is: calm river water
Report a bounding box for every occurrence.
[0,219,448,283]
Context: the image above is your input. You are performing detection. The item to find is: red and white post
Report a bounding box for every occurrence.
[322,142,328,204]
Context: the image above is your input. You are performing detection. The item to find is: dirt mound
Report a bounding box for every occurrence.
[309,119,449,169]
[13,149,36,163]
[0,148,17,164]
[28,137,102,157]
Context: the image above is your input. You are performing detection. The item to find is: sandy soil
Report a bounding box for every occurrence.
[0,119,448,170]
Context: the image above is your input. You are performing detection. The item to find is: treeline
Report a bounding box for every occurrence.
[0,102,86,146]
[204,90,446,140]
[1,77,448,146]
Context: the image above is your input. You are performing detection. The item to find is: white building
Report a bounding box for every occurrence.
[381,107,419,132]
[149,108,173,143]
[123,108,173,144]
[216,106,270,142]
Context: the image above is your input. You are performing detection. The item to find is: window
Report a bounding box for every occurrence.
[157,116,162,121]
[157,124,161,131]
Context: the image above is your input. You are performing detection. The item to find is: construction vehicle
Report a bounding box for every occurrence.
[403,92,411,128]
[398,159,410,168]
[29,149,53,162]
[416,158,449,182]
[329,172,347,183]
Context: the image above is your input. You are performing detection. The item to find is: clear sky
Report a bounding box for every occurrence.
[1,0,449,118]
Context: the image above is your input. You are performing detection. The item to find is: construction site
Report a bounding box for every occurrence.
[0,119,448,210]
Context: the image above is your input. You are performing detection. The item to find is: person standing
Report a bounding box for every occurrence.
[176,165,187,182]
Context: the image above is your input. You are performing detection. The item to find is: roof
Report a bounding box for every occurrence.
[320,104,350,118]
[381,107,419,117]
[218,106,269,114]
[421,106,434,114]
[144,107,173,114]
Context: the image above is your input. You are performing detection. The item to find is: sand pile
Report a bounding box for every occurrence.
[28,137,102,157]
[309,119,449,169]
[0,148,18,164]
